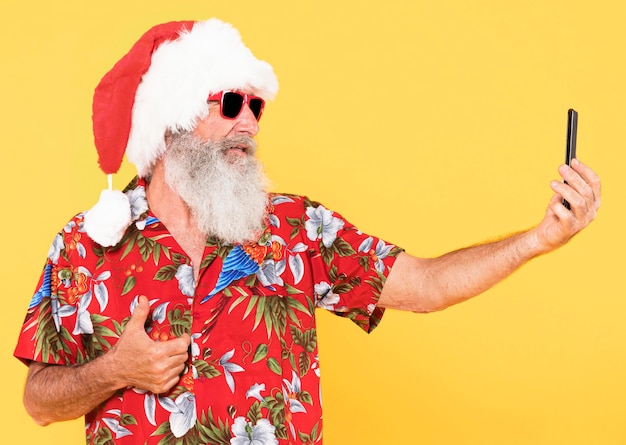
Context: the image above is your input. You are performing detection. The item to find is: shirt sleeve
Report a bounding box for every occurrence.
[14,215,93,366]
[297,196,403,333]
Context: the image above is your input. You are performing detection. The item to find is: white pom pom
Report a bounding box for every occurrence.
[84,189,132,247]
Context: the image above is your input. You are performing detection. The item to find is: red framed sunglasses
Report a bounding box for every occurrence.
[207,91,265,121]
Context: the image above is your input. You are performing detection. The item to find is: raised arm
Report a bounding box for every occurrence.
[379,159,601,312]
[23,296,191,426]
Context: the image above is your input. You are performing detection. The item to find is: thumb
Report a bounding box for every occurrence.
[127,295,150,331]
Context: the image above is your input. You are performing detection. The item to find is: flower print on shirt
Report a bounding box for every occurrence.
[48,234,65,264]
[125,184,149,221]
[63,219,87,259]
[15,179,402,445]
[175,264,195,297]
[313,282,340,310]
[283,371,308,415]
[358,236,395,273]
[230,417,278,445]
[304,205,345,248]
[220,349,245,393]
[158,392,197,438]
[245,383,266,403]
[101,409,133,439]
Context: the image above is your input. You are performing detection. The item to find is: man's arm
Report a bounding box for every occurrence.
[379,159,601,312]
[23,296,191,426]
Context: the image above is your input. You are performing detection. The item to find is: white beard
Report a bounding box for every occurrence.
[163,132,269,245]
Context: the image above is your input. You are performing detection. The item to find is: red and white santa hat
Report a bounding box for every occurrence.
[83,18,279,247]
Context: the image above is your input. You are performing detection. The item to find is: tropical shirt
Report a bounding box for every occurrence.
[14,177,402,445]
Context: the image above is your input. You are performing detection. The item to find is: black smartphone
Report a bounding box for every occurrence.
[562,108,578,209]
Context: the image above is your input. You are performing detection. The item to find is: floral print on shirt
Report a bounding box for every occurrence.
[15,177,402,445]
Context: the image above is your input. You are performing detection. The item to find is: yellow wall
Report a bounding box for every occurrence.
[2,1,624,444]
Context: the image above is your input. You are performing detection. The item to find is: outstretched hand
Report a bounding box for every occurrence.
[110,295,191,394]
[534,158,601,253]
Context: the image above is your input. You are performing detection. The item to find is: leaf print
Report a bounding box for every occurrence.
[47,233,64,263]
[72,290,94,335]
[119,230,139,261]
[151,302,169,323]
[157,395,178,413]
[285,216,303,228]
[269,213,280,228]
[299,352,311,377]
[150,420,172,437]
[137,235,159,263]
[275,258,286,278]
[33,296,75,362]
[76,242,87,259]
[257,259,282,288]
[290,328,317,354]
[73,308,93,336]
[252,343,269,363]
[246,401,263,425]
[83,314,118,359]
[271,195,295,205]
[332,237,356,257]
[267,357,282,375]
[121,275,136,296]
[288,254,304,285]
[358,236,374,253]
[102,415,133,439]
[302,329,317,353]
[197,410,232,445]
[54,300,77,331]
[297,390,313,406]
[145,393,157,426]
[93,282,109,312]
[154,264,178,281]
[94,271,112,281]
[290,242,307,253]
[167,307,192,338]
[194,360,222,379]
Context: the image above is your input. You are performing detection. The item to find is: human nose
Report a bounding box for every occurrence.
[234,104,259,136]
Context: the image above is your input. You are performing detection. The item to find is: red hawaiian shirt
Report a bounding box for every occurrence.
[15,177,401,445]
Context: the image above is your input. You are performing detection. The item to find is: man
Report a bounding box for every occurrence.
[14,18,600,445]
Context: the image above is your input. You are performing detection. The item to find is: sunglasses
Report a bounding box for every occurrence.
[207,91,265,121]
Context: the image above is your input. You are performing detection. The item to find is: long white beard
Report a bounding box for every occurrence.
[163,132,269,244]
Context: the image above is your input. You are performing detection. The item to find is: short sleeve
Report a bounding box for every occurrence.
[279,195,403,333]
[14,215,94,366]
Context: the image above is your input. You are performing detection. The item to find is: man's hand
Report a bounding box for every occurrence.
[111,295,191,394]
[532,158,601,253]
[24,296,192,425]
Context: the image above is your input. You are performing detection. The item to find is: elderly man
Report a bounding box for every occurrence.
[14,18,600,445]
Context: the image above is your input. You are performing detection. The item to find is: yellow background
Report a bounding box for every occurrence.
[1,1,624,444]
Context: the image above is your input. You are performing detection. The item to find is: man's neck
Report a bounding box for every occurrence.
[145,160,207,280]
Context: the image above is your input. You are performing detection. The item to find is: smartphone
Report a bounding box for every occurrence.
[562,108,578,209]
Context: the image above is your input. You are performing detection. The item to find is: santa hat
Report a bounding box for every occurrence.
[83,18,279,247]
